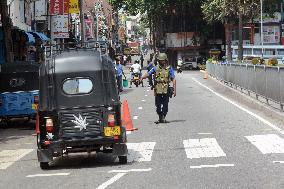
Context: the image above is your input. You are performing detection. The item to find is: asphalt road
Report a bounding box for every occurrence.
[0,71,284,189]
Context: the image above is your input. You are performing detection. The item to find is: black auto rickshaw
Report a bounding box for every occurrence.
[36,47,127,169]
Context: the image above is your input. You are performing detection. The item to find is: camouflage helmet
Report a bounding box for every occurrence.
[157,53,168,61]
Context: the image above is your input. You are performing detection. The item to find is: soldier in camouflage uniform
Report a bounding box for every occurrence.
[141,53,176,123]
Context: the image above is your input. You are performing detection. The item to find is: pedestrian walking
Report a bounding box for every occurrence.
[114,57,126,92]
[140,54,144,68]
[141,53,176,123]
[147,60,154,88]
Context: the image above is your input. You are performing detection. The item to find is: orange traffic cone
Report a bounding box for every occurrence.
[203,70,208,79]
[122,100,138,131]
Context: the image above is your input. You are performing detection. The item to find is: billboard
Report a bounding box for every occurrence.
[69,0,79,13]
[49,0,70,15]
[51,15,69,38]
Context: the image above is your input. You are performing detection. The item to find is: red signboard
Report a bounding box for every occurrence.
[49,0,69,15]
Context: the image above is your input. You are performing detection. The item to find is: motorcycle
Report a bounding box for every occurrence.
[177,65,182,73]
[132,73,141,87]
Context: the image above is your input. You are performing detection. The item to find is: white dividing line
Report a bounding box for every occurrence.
[0,149,33,170]
[192,78,284,135]
[141,99,146,102]
[145,95,148,97]
[108,168,152,173]
[138,107,143,110]
[245,134,284,154]
[273,161,284,164]
[96,173,126,189]
[183,138,226,159]
[147,90,150,92]
[190,164,235,169]
[198,133,213,135]
[26,173,70,178]
[133,116,139,120]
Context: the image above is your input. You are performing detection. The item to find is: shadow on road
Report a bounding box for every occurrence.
[45,152,133,170]
[0,118,35,144]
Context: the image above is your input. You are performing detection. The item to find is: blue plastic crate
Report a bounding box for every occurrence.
[0,90,38,118]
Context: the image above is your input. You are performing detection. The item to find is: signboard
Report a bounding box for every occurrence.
[263,26,280,44]
[51,15,69,38]
[254,12,281,23]
[69,0,79,13]
[118,27,125,41]
[49,0,69,15]
[166,32,201,48]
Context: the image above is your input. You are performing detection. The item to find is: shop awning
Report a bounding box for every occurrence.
[28,32,50,41]
[25,32,35,44]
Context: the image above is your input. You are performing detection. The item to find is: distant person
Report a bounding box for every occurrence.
[140,54,144,68]
[147,60,154,87]
[114,57,125,92]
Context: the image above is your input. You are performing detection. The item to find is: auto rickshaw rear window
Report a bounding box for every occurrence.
[62,78,93,95]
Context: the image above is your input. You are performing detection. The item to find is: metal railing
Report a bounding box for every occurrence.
[206,62,284,110]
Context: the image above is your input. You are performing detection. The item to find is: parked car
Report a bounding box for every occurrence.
[182,56,206,70]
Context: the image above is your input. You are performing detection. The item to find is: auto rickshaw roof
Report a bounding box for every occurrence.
[53,50,108,74]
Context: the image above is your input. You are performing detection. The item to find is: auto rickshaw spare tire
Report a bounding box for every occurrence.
[118,156,127,164]
[40,162,50,170]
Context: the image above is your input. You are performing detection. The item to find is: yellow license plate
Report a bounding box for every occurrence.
[104,126,121,137]
[32,104,38,110]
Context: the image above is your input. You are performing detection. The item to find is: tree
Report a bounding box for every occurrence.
[202,0,279,61]
[0,0,13,63]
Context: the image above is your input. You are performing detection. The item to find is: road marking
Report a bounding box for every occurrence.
[108,168,152,173]
[145,95,148,97]
[138,107,143,110]
[133,116,139,120]
[273,161,284,164]
[183,138,226,159]
[26,173,70,178]
[147,90,150,92]
[192,78,284,135]
[245,134,284,154]
[141,99,146,102]
[127,142,156,162]
[0,149,33,170]
[190,164,235,169]
[198,133,213,135]
[96,173,126,189]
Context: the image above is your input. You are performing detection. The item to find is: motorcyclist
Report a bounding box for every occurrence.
[177,57,183,73]
[130,60,144,88]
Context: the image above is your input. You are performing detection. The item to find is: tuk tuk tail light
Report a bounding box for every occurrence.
[46,118,53,132]
[108,114,115,127]
[34,95,39,104]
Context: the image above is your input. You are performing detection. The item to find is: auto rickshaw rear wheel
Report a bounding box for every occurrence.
[40,162,50,170]
[118,156,127,164]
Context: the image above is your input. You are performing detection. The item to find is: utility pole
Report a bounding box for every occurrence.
[79,0,84,46]
[260,0,263,58]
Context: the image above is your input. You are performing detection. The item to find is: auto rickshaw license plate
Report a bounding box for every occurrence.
[104,126,121,136]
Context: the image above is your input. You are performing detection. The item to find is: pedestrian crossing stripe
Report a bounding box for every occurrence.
[245,134,284,154]
[183,138,226,159]
[0,149,33,170]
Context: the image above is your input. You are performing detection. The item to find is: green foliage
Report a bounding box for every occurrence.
[251,57,260,65]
